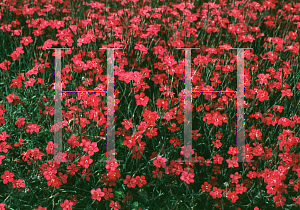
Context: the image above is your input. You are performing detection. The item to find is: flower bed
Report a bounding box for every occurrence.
[0,0,300,209]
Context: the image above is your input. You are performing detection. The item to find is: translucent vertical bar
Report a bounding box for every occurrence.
[236,49,245,162]
[107,49,116,162]
[53,49,64,162]
[184,49,193,162]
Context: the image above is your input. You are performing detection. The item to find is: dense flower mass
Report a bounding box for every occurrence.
[0,0,300,209]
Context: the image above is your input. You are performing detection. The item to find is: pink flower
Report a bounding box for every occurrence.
[180,171,195,184]
[24,78,36,87]
[135,175,147,188]
[105,161,119,171]
[1,171,14,184]
[20,36,33,46]
[60,199,73,210]
[219,44,232,50]
[0,155,5,165]
[6,93,19,103]
[25,124,41,134]
[83,141,99,156]
[281,89,293,99]
[46,141,58,155]
[32,206,47,210]
[0,131,9,141]
[256,89,269,102]
[0,203,5,210]
[163,111,174,121]
[134,92,149,106]
[180,145,194,158]
[171,40,185,48]
[12,179,25,188]
[123,175,137,188]
[15,117,25,128]
[91,188,105,201]
[153,155,167,168]
[0,60,11,70]
[109,200,121,210]
[134,43,148,53]
[121,119,134,130]
[79,155,93,168]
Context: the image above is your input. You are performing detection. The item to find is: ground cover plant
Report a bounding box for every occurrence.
[0,0,300,209]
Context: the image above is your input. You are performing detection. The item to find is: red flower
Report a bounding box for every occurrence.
[123,136,137,149]
[10,77,22,88]
[0,142,11,153]
[201,182,212,192]
[58,172,68,184]
[123,175,136,188]
[212,154,224,165]
[32,206,47,210]
[122,192,132,204]
[67,135,80,148]
[180,170,195,184]
[170,137,181,147]
[281,89,293,99]
[134,92,149,106]
[12,179,25,188]
[105,161,119,171]
[6,93,19,103]
[121,119,134,130]
[256,73,270,85]
[230,172,242,184]
[171,40,185,48]
[20,36,33,46]
[37,78,44,85]
[249,128,262,140]
[273,105,284,113]
[0,203,5,210]
[79,156,93,168]
[66,163,80,176]
[83,141,99,156]
[15,117,25,128]
[0,131,9,141]
[153,46,166,56]
[212,140,222,148]
[1,171,14,184]
[0,60,11,70]
[46,141,58,155]
[256,89,269,102]
[153,155,167,168]
[69,195,78,206]
[91,188,105,201]
[163,110,174,121]
[210,187,223,199]
[226,191,239,203]
[24,78,36,87]
[75,117,90,128]
[0,155,5,165]
[219,43,232,50]
[14,138,24,147]
[134,43,148,53]
[180,145,194,158]
[102,188,113,200]
[163,55,177,67]
[25,124,41,134]
[135,175,147,187]
[60,199,73,210]
[109,200,121,210]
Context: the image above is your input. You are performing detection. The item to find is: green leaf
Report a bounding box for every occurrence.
[115,190,124,198]
[132,201,139,208]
